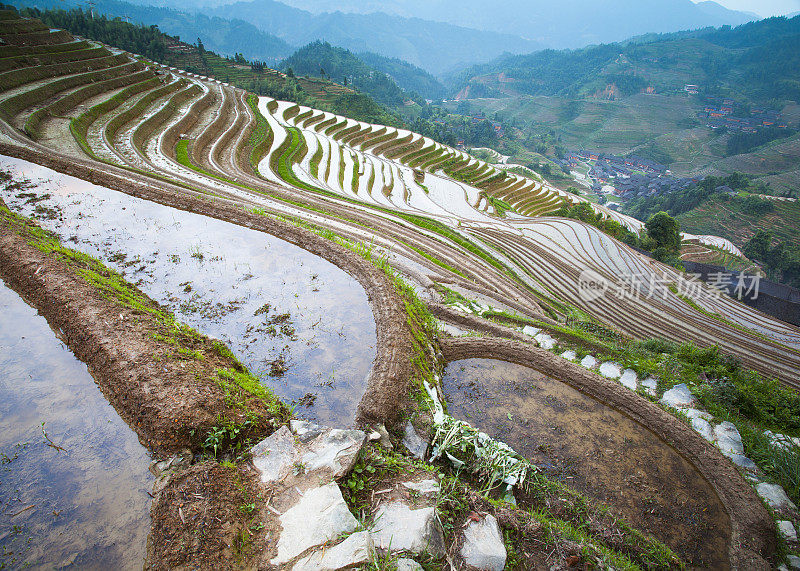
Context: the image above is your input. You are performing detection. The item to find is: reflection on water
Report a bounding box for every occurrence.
[0,280,153,570]
[0,155,378,427]
[442,358,731,568]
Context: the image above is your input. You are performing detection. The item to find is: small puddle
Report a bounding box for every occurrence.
[0,156,378,426]
[0,279,154,570]
[442,358,731,568]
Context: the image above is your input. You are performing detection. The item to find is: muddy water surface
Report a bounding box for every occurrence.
[0,156,377,426]
[442,358,731,568]
[0,279,153,570]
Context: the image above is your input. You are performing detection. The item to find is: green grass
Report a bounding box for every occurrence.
[246,93,274,174]
[309,138,324,178]
[269,125,318,192]
[350,152,360,192]
[175,139,233,185]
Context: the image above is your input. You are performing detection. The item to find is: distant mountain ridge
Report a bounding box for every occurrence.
[451,14,800,105]
[265,0,758,48]
[7,0,293,61]
[207,0,543,75]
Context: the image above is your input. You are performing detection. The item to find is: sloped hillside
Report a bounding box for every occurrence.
[0,11,797,390]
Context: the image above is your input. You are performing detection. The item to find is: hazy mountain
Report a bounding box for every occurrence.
[208,0,543,75]
[266,0,760,48]
[694,1,758,23]
[8,0,293,61]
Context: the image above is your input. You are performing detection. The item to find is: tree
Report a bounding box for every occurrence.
[645,211,681,251]
[743,229,772,261]
[286,67,295,78]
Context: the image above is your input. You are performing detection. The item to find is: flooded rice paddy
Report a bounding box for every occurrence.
[442,358,731,568]
[0,279,153,570]
[0,156,377,427]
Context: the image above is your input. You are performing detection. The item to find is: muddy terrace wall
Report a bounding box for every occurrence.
[439,336,776,569]
[159,86,217,155]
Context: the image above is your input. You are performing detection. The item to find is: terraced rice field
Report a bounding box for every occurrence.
[0,15,798,391]
[0,157,377,426]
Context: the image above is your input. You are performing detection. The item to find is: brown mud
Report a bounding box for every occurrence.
[146,461,269,570]
[444,358,728,567]
[439,336,775,569]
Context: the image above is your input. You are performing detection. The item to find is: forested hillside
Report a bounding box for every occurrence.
[451,14,800,104]
[358,51,447,101]
[280,41,417,107]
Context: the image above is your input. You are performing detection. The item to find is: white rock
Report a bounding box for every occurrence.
[580,355,598,369]
[684,409,715,442]
[714,421,744,455]
[373,423,393,450]
[689,416,715,442]
[560,350,577,361]
[299,428,366,477]
[522,325,540,337]
[756,483,798,511]
[721,450,759,472]
[401,480,440,495]
[619,369,638,390]
[251,426,295,483]
[291,420,323,440]
[396,559,424,571]
[252,425,366,484]
[371,501,444,556]
[684,409,713,422]
[777,521,798,542]
[460,514,507,571]
[292,530,374,570]
[598,361,623,379]
[402,422,428,460]
[534,333,556,350]
[641,377,658,396]
[787,555,800,569]
[660,384,696,408]
[271,483,359,565]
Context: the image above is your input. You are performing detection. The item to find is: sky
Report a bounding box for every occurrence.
[696,0,800,17]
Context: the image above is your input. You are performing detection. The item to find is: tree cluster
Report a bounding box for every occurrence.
[743,230,800,288]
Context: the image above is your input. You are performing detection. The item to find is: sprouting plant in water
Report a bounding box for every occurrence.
[189,245,204,261]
